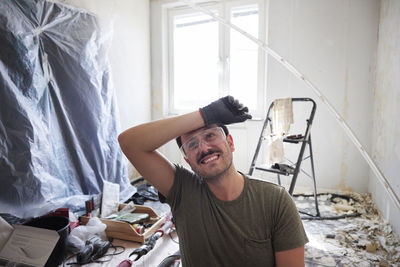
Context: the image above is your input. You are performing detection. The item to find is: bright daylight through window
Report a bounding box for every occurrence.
[167,0,266,116]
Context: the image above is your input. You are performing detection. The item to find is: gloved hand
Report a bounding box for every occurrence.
[200,96,252,126]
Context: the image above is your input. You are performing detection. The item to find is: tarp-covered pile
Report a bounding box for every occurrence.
[0,0,134,218]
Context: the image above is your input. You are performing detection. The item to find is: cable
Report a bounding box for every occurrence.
[169,232,179,244]
[293,193,362,220]
[293,192,359,203]
[105,245,126,256]
[65,244,126,266]
[301,212,361,221]
[157,250,180,267]
[102,245,126,261]
[63,254,76,267]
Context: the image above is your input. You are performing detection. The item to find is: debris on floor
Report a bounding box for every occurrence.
[294,192,400,267]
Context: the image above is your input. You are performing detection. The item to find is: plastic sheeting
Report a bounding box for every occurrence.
[0,0,135,218]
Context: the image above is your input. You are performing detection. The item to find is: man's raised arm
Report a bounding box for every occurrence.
[118,96,252,198]
[118,111,204,198]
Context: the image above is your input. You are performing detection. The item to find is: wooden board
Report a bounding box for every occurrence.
[80,204,165,243]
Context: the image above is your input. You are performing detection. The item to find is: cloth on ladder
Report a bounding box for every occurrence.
[272,98,293,135]
[267,135,284,164]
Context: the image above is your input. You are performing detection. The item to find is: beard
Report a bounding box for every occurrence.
[189,147,234,182]
[201,159,233,182]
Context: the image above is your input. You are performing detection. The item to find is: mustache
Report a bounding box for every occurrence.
[198,150,220,163]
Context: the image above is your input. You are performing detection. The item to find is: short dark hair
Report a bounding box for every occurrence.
[175,124,229,148]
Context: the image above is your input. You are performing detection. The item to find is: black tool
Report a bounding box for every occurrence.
[158,250,180,267]
[131,217,173,261]
[76,236,111,264]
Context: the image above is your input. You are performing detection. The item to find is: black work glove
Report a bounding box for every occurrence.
[200,95,252,126]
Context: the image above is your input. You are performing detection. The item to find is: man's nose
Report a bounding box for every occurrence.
[198,139,212,151]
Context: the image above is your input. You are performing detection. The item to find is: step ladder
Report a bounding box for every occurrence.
[249,97,320,217]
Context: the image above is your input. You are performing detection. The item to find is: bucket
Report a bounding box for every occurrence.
[25,216,70,267]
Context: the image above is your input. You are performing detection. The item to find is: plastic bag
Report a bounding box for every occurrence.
[66,217,107,253]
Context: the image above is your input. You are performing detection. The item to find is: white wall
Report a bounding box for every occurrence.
[151,0,379,193]
[369,0,400,235]
[264,0,379,192]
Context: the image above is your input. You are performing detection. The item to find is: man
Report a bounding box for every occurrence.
[118,96,308,267]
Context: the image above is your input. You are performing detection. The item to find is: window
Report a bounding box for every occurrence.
[166,0,266,117]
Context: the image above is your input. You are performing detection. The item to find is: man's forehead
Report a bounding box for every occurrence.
[181,124,219,142]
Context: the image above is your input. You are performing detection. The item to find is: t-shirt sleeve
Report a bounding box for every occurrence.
[272,188,309,251]
[165,164,199,214]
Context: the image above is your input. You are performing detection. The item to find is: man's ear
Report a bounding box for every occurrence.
[226,134,235,152]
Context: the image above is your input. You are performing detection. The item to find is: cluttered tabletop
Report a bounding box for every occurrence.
[64,204,179,267]
[64,230,180,267]
[0,181,180,267]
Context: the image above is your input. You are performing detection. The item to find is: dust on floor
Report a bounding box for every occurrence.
[294,192,400,267]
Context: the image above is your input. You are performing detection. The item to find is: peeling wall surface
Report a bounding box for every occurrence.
[151,0,379,193]
[369,0,400,235]
[265,0,379,192]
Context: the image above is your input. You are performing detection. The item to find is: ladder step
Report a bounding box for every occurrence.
[283,137,306,143]
[254,164,294,176]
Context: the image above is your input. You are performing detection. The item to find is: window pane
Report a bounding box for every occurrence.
[229,5,259,110]
[173,12,219,110]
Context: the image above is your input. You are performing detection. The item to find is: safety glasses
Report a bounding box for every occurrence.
[180,127,226,158]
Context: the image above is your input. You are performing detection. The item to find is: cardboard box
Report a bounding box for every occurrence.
[0,225,59,267]
[80,204,165,243]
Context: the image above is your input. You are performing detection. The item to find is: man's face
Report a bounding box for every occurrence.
[180,125,235,180]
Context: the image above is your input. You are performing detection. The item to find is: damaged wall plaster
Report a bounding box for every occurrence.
[370,0,400,235]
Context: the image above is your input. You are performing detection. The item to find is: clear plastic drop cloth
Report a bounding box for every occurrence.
[0,0,135,218]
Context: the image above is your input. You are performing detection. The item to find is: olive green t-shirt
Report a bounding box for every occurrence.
[166,165,308,267]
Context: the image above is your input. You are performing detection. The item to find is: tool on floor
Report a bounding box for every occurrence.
[157,250,180,267]
[76,235,111,264]
[117,213,174,267]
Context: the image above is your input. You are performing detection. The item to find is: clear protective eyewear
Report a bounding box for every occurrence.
[180,127,226,158]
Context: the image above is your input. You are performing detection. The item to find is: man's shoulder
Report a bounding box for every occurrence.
[246,174,283,188]
[245,174,286,195]
[175,164,197,177]
[174,164,204,185]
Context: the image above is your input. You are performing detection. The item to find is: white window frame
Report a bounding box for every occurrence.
[164,0,267,118]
